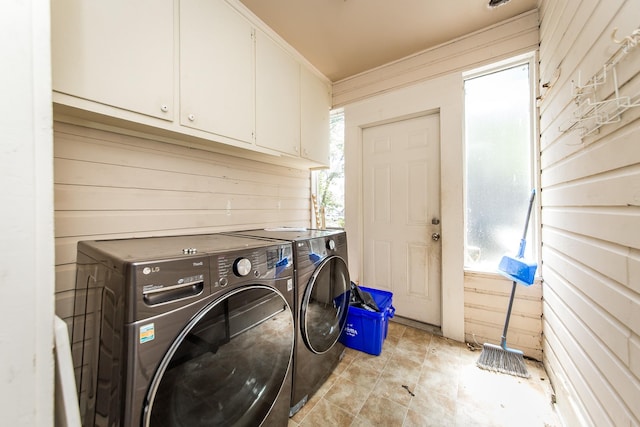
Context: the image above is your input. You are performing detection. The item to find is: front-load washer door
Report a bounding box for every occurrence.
[301,255,350,354]
[143,286,294,427]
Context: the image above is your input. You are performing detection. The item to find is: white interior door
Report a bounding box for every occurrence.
[363,113,441,326]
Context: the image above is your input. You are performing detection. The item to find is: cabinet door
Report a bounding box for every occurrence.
[180,0,255,144]
[301,67,331,167]
[255,31,301,156]
[51,0,174,120]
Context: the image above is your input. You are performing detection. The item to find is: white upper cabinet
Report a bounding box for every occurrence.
[50,0,331,168]
[180,0,255,144]
[301,67,331,167]
[255,30,301,156]
[51,0,174,120]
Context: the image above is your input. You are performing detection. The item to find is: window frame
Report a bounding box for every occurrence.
[311,108,345,230]
[462,52,541,277]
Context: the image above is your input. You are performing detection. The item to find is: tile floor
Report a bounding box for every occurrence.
[288,321,561,427]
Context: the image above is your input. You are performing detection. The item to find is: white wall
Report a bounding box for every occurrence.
[0,1,55,425]
[342,12,539,345]
[464,273,543,360]
[54,122,312,327]
[538,0,640,425]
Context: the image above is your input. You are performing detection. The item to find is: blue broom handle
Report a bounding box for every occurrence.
[517,189,536,258]
[500,280,518,350]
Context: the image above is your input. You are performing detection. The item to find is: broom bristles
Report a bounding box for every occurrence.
[477,343,530,378]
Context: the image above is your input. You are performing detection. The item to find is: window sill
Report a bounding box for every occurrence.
[463,268,543,285]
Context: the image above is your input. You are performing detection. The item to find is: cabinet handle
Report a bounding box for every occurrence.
[188,114,195,121]
[160,105,169,112]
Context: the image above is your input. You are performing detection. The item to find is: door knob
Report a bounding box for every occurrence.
[432,233,440,241]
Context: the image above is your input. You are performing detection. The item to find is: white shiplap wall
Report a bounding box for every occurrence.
[464,274,542,360]
[54,122,312,324]
[538,0,640,425]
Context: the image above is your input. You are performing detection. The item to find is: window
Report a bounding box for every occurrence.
[313,109,345,229]
[464,59,537,272]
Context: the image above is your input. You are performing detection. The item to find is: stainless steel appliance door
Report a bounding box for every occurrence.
[300,255,350,354]
[143,286,294,426]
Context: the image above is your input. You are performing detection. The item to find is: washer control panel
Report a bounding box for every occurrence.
[213,243,293,289]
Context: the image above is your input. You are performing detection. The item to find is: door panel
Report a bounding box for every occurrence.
[373,166,391,223]
[363,113,442,326]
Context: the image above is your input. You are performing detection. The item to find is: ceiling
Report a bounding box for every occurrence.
[239,0,538,82]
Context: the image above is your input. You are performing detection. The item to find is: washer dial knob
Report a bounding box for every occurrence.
[326,239,336,251]
[234,258,252,277]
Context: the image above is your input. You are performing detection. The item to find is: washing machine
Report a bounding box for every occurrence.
[227,229,350,415]
[71,233,295,427]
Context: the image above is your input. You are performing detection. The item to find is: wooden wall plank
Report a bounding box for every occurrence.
[464,305,541,332]
[537,0,629,133]
[56,290,74,319]
[55,264,76,293]
[54,159,308,198]
[542,333,591,427]
[538,0,605,123]
[542,166,640,208]
[543,207,640,249]
[542,227,634,290]
[55,210,308,238]
[53,122,313,328]
[543,245,640,337]
[631,249,640,293]
[542,264,632,365]
[537,0,570,84]
[55,185,309,212]
[543,299,632,426]
[538,0,640,424]
[538,0,639,156]
[54,122,309,180]
[545,285,640,424]
[631,335,640,379]
[464,290,541,315]
[464,273,542,359]
[541,118,640,184]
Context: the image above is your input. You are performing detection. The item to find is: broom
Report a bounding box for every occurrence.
[477,189,537,378]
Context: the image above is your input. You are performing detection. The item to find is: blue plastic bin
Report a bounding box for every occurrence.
[339,287,395,356]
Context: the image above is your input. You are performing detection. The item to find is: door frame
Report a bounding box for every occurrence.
[343,72,465,342]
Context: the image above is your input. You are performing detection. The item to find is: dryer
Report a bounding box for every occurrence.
[227,229,350,415]
[72,234,295,427]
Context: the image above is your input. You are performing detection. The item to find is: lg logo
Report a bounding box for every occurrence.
[142,266,161,275]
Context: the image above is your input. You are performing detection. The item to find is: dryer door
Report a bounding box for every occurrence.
[143,286,294,427]
[301,255,350,354]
